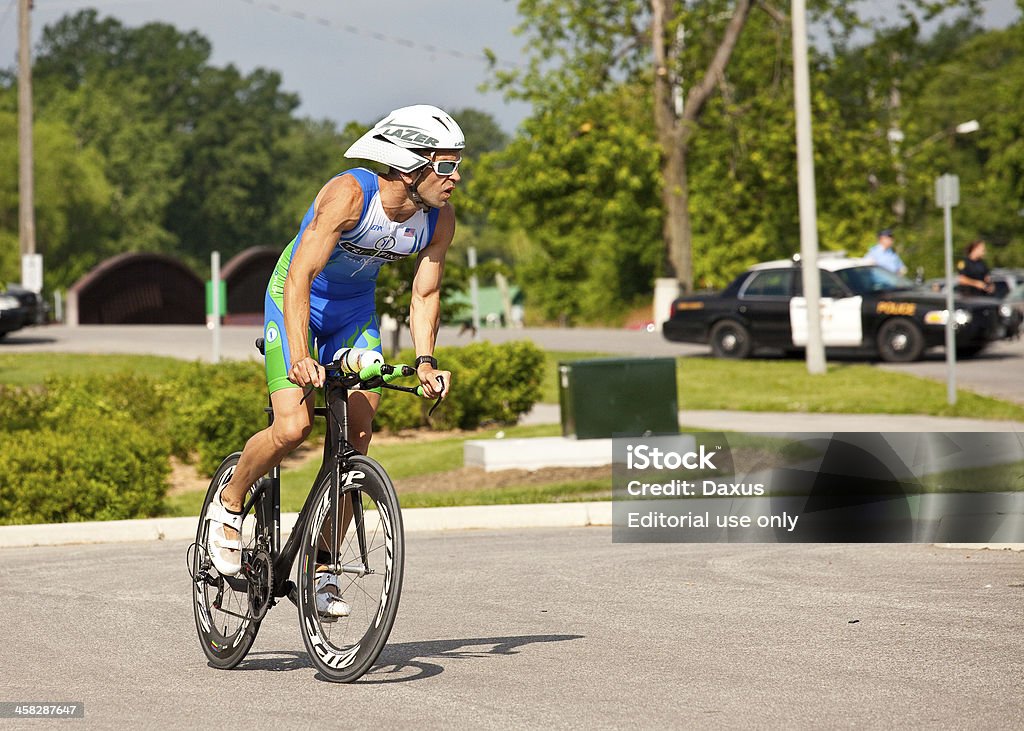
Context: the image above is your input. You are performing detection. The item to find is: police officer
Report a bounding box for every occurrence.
[956,239,994,296]
[866,228,907,275]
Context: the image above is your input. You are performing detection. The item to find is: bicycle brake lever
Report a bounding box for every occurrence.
[427,374,445,416]
[299,385,317,404]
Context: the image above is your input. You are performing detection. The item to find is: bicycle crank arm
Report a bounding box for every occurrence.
[211,605,252,622]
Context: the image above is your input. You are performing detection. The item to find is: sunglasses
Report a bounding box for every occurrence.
[427,158,461,176]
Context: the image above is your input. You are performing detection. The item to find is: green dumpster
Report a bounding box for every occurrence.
[558,358,678,439]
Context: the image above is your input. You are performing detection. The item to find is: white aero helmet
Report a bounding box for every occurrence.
[344,105,465,173]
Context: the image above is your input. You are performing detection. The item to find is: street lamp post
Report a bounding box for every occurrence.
[901,119,980,159]
[889,119,980,222]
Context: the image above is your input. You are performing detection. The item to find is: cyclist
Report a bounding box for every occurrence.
[205,105,460,616]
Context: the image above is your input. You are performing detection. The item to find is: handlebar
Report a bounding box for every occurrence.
[301,359,445,416]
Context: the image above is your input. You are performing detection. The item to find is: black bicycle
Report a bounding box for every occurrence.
[188,340,441,682]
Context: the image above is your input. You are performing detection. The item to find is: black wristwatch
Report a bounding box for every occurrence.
[415,355,438,369]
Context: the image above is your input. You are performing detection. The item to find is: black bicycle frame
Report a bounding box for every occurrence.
[239,376,361,599]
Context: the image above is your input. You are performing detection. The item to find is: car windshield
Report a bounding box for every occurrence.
[834,266,914,295]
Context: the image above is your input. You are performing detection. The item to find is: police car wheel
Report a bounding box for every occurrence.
[876,318,924,363]
[710,320,752,359]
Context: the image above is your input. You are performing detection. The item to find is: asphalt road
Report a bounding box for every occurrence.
[3,323,1023,404]
[1,528,1021,729]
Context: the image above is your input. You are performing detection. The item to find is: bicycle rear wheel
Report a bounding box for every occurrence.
[190,453,270,669]
[296,455,405,683]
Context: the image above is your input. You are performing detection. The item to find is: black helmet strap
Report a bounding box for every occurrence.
[405,164,433,211]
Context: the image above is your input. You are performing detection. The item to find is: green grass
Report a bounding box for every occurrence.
[163,476,609,517]
[163,490,207,518]
[280,422,561,496]
[398,480,610,508]
[920,460,1024,493]
[160,422,567,517]
[0,353,186,385]
[543,351,1024,420]
[5,352,1020,421]
[674,357,1024,420]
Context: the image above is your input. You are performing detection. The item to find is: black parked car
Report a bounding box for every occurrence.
[1003,282,1024,338]
[663,256,1010,362]
[0,285,46,339]
[924,267,1022,339]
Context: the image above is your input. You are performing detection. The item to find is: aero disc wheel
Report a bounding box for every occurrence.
[297,455,405,683]
[191,453,267,669]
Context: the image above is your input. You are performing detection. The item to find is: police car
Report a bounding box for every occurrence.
[662,255,1009,362]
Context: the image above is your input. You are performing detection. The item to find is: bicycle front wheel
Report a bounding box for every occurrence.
[296,455,405,683]
[191,453,269,669]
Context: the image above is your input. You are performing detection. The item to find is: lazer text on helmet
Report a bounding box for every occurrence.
[382,128,441,147]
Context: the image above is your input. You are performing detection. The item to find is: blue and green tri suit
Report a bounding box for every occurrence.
[263,168,441,393]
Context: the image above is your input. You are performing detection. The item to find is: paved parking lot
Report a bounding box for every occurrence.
[1,529,1021,728]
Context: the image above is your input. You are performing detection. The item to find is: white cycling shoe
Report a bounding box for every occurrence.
[205,486,244,577]
[314,571,351,621]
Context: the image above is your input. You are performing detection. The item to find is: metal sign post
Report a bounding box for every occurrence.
[935,174,959,406]
[468,246,481,341]
[210,251,221,364]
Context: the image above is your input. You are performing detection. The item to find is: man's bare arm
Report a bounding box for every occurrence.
[409,204,456,397]
[283,175,363,386]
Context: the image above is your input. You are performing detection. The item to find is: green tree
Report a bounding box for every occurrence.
[41,83,182,258]
[0,112,114,287]
[899,23,1024,273]
[267,119,364,240]
[167,64,300,266]
[484,0,989,311]
[12,10,323,284]
[470,83,662,321]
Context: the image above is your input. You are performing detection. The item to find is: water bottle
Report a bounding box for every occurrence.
[333,347,384,374]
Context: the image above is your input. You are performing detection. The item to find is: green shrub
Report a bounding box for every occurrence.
[171,386,267,475]
[373,340,545,432]
[0,409,168,525]
[0,385,47,431]
[0,344,545,525]
[38,372,171,438]
[162,360,268,473]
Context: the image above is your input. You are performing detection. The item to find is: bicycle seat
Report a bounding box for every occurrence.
[255,337,265,356]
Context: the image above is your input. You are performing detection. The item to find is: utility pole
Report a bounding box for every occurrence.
[18,0,40,294]
[791,0,826,374]
[18,0,36,260]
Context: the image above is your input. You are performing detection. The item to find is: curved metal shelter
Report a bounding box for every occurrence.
[221,246,278,324]
[67,252,205,325]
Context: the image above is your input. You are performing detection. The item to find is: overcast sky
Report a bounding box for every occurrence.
[1,0,1020,133]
